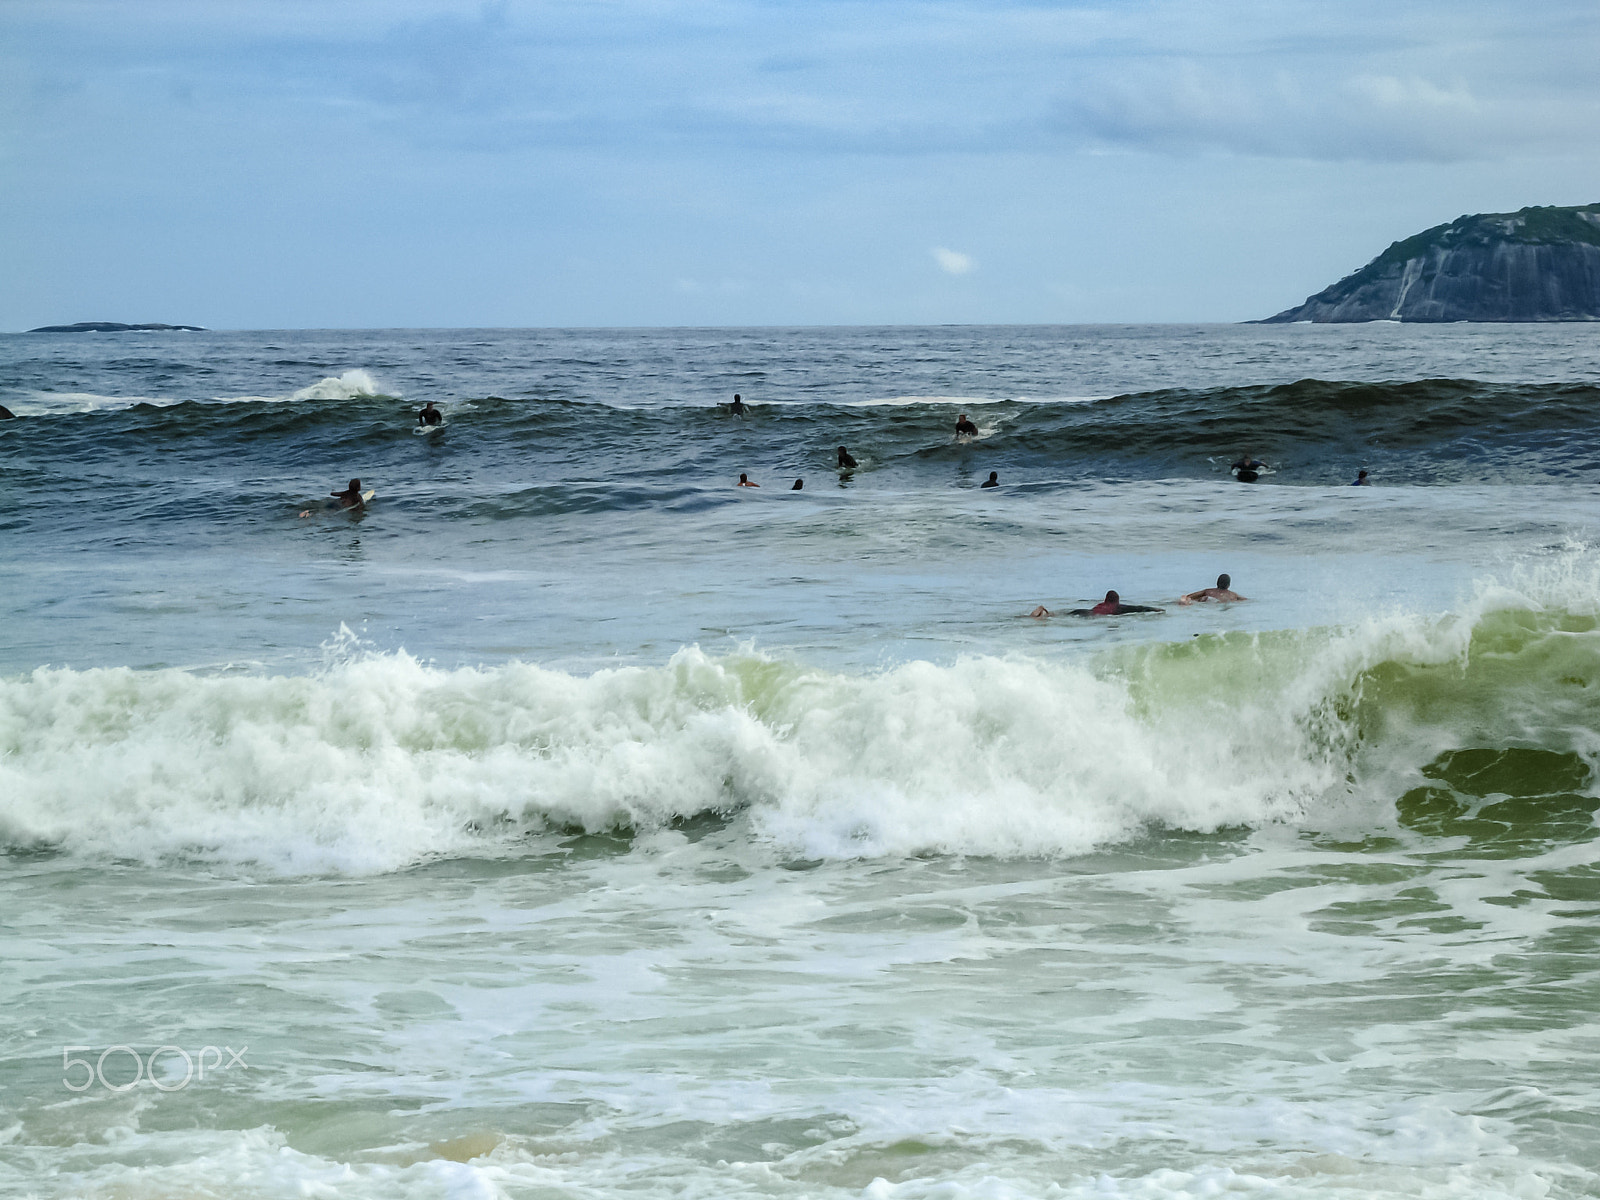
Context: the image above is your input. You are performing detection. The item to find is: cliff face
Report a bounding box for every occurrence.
[1263,204,1600,323]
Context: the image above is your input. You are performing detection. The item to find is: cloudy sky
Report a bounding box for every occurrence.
[4,0,1599,329]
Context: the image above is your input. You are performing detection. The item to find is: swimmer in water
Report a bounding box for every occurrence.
[838,446,858,468]
[1179,574,1247,604]
[980,471,999,488]
[792,478,803,490]
[955,413,979,438]
[417,401,442,426]
[1030,590,1163,618]
[1352,469,1370,485]
[729,394,746,415]
[737,473,759,487]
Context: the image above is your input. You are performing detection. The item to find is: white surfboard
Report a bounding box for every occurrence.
[413,422,446,435]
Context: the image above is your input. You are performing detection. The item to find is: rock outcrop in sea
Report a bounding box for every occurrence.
[1262,204,1600,323]
[27,321,207,333]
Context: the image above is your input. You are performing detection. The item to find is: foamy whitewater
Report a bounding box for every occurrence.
[3,324,1600,1198]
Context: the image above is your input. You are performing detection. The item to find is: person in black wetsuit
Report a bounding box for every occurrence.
[729,394,746,415]
[981,471,999,488]
[838,446,858,468]
[1231,453,1265,483]
[955,413,979,437]
[792,478,803,490]
[1352,469,1370,485]
[1029,590,1163,618]
[417,401,442,426]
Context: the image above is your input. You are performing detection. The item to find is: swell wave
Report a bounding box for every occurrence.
[5,569,1598,875]
[9,377,1596,488]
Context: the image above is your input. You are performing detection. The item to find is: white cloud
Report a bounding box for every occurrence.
[933,247,974,275]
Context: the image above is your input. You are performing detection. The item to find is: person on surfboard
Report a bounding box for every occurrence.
[955,413,979,438]
[331,479,366,508]
[1029,590,1163,618]
[417,401,442,426]
[1179,574,1246,604]
[838,446,858,468]
[1231,452,1265,482]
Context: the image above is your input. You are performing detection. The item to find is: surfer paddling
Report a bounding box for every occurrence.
[955,413,979,438]
[417,401,442,426]
[1179,574,1247,604]
[737,473,759,487]
[1029,590,1163,618]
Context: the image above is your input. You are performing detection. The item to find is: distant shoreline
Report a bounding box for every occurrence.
[27,321,207,333]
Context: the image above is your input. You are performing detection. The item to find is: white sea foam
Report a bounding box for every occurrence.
[6,369,389,416]
[0,639,1418,875]
[287,368,388,401]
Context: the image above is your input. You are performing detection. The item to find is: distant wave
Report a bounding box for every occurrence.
[5,369,390,416]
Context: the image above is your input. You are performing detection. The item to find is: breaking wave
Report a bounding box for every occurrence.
[5,563,1598,875]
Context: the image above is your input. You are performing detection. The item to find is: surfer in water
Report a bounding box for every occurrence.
[729,394,747,415]
[1352,469,1370,485]
[737,473,759,487]
[1231,453,1265,483]
[981,471,999,488]
[838,446,858,468]
[331,478,366,509]
[417,401,442,426]
[1179,574,1246,604]
[1029,590,1163,618]
[955,413,979,438]
[792,478,803,490]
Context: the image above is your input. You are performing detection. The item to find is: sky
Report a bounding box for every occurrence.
[3,0,1599,329]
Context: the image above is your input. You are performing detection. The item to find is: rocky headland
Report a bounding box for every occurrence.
[1262,204,1600,322]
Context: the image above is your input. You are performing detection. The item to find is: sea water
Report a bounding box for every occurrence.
[2,323,1599,1197]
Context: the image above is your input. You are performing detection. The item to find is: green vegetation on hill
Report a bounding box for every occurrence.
[1371,204,1600,272]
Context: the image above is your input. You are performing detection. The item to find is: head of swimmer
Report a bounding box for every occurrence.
[1216,574,1230,590]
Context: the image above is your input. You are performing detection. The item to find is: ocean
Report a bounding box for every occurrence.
[2,322,1599,1198]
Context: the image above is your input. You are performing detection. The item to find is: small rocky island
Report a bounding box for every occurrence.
[1262,203,1600,322]
[27,321,207,333]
